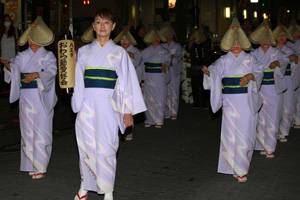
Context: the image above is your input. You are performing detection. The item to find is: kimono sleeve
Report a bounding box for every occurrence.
[37,52,58,115]
[171,44,183,76]
[71,48,85,113]
[110,50,147,133]
[6,52,22,103]
[248,59,263,114]
[203,56,224,113]
[163,49,172,84]
[130,48,142,68]
[274,51,289,94]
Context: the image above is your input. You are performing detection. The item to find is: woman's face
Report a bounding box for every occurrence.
[4,16,11,23]
[27,38,40,52]
[152,37,160,46]
[166,34,174,43]
[120,35,130,49]
[260,38,271,48]
[293,33,299,42]
[276,33,287,44]
[231,40,241,53]
[92,15,116,38]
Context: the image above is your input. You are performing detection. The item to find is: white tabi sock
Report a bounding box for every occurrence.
[104,192,113,200]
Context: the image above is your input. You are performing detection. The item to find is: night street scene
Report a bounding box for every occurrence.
[0,0,300,200]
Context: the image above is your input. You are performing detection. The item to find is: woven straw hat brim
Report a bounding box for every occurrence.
[81,25,95,43]
[143,29,166,44]
[19,16,54,46]
[189,29,206,43]
[288,24,300,37]
[113,31,137,45]
[249,20,276,46]
[220,17,251,52]
[159,25,175,38]
[273,25,293,41]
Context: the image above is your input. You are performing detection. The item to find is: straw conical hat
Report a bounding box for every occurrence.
[81,25,95,43]
[159,23,176,38]
[143,28,166,44]
[249,19,276,46]
[220,17,251,52]
[113,27,137,45]
[287,20,300,37]
[189,29,206,43]
[273,24,293,41]
[19,16,54,46]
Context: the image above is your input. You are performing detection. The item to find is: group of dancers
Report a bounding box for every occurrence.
[202,17,300,183]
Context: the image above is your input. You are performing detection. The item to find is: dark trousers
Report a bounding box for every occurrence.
[191,71,210,107]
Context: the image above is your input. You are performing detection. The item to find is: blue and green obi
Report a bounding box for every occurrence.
[285,62,291,76]
[20,72,37,89]
[144,62,162,73]
[84,67,118,89]
[262,69,274,85]
[222,75,248,94]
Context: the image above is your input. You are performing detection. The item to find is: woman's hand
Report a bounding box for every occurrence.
[127,52,134,59]
[161,64,167,73]
[240,73,254,87]
[123,113,133,128]
[202,66,210,77]
[0,57,11,72]
[24,72,39,83]
[289,54,298,64]
[269,61,280,69]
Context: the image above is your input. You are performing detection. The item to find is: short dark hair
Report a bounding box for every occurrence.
[93,8,114,22]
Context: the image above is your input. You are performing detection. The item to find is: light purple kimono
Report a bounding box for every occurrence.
[126,44,144,83]
[287,40,300,126]
[203,51,263,176]
[142,44,171,125]
[161,41,183,117]
[4,47,57,173]
[71,40,146,194]
[277,45,299,137]
[251,46,289,153]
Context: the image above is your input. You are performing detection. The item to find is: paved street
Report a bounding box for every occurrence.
[1,94,300,200]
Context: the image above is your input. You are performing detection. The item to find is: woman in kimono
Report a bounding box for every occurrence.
[72,9,146,200]
[249,20,289,158]
[202,18,263,182]
[113,28,143,141]
[273,24,299,142]
[159,24,183,120]
[142,28,171,128]
[0,16,57,179]
[286,22,300,128]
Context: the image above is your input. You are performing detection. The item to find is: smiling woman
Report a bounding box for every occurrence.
[72,8,146,200]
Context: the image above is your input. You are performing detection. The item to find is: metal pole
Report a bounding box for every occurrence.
[69,0,73,38]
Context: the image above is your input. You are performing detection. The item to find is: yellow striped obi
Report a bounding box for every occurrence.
[144,62,162,73]
[285,62,291,76]
[20,72,37,89]
[84,67,118,89]
[222,75,248,94]
[262,69,274,85]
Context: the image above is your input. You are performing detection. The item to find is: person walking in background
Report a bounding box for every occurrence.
[142,27,171,128]
[273,24,299,142]
[72,9,146,200]
[202,18,263,183]
[1,16,57,179]
[249,19,289,158]
[186,29,211,109]
[134,25,148,51]
[286,20,300,128]
[0,14,19,92]
[160,24,183,120]
[114,27,144,141]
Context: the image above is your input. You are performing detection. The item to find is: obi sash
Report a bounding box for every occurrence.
[262,69,275,85]
[84,67,118,89]
[144,62,162,73]
[20,72,37,89]
[222,75,248,94]
[285,62,291,76]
